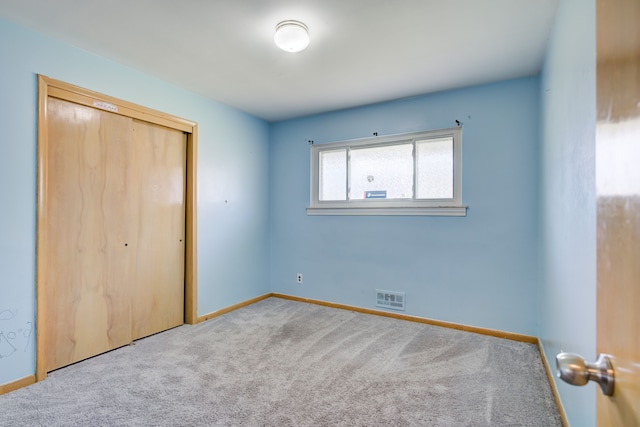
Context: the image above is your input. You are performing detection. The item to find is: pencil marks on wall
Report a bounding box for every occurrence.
[0,309,33,360]
[0,309,17,320]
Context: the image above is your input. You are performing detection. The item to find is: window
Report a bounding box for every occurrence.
[308,127,466,216]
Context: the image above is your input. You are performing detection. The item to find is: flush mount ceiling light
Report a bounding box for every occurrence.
[274,20,309,53]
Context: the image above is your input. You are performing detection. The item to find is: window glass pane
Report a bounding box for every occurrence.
[319,149,347,201]
[416,137,453,199]
[350,144,413,200]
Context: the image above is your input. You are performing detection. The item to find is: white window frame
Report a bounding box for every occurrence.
[307,127,466,216]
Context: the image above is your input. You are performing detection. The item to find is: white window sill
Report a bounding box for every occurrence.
[306,206,467,216]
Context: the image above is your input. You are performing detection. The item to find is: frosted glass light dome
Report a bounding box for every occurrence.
[274,20,309,53]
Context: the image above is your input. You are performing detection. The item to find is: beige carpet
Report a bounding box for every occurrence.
[0,297,561,426]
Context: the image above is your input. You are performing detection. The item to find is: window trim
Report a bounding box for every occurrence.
[307,127,466,216]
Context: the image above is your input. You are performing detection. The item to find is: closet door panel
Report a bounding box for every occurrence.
[130,120,186,340]
[45,98,133,371]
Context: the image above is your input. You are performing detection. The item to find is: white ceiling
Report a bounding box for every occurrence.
[0,0,559,122]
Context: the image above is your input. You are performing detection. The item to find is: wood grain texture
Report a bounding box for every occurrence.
[36,76,50,381]
[0,375,36,396]
[44,98,133,371]
[46,83,194,133]
[596,199,640,426]
[596,0,640,425]
[130,120,186,340]
[36,75,198,380]
[184,128,198,325]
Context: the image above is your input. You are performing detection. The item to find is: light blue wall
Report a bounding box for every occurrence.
[0,17,270,386]
[538,0,596,425]
[2,7,599,425]
[270,77,540,336]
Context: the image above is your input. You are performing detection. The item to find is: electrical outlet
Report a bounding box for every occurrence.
[296,273,303,284]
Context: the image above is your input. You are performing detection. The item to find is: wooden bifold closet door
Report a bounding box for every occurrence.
[44,97,186,372]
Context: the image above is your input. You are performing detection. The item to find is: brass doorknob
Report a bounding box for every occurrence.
[555,352,614,396]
